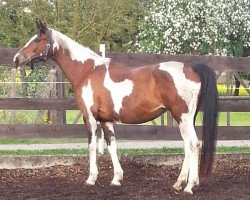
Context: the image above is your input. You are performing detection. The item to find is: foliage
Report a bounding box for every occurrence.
[0,0,144,52]
[0,66,50,98]
[0,110,30,124]
[134,0,250,56]
[217,84,250,96]
[20,66,50,97]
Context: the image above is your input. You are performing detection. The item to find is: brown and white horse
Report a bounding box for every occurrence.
[14,20,218,194]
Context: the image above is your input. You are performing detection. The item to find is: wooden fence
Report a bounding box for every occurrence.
[0,48,250,140]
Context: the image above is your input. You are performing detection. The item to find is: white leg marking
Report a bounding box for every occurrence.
[82,81,98,185]
[105,122,123,186]
[86,133,98,185]
[173,131,191,191]
[178,91,200,194]
[104,68,133,114]
[108,140,124,186]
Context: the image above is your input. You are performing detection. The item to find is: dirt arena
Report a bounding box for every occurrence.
[0,155,249,200]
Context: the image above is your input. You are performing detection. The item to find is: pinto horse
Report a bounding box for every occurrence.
[14,20,218,194]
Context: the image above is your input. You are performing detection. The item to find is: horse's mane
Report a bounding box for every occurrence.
[50,28,107,65]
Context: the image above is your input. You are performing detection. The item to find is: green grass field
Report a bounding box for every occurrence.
[1,110,249,126]
[0,146,249,156]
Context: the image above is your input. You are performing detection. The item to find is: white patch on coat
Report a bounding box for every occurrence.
[23,34,38,48]
[82,80,98,185]
[81,80,96,133]
[106,122,115,133]
[104,122,123,185]
[13,51,21,63]
[159,61,200,147]
[13,34,38,63]
[159,61,201,105]
[103,67,133,114]
[50,29,109,66]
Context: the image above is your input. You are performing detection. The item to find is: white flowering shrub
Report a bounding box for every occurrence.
[134,0,250,56]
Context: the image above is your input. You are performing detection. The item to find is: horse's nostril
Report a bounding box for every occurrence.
[14,57,19,68]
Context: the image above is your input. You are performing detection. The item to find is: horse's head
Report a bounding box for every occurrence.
[14,20,52,69]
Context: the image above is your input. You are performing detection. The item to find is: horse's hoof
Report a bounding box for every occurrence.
[173,183,182,191]
[110,180,121,186]
[183,187,193,195]
[86,179,96,185]
[194,180,199,186]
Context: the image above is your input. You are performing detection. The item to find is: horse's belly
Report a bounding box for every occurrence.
[119,107,166,124]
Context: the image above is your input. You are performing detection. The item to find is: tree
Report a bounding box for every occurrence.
[134,0,250,56]
[0,0,144,52]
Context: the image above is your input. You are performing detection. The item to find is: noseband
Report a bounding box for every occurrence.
[28,30,52,70]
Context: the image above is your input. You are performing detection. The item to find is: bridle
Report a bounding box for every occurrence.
[28,29,52,70]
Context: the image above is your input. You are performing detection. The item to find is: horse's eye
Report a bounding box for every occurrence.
[34,38,40,43]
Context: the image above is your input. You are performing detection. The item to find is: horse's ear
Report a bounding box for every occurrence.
[36,19,48,34]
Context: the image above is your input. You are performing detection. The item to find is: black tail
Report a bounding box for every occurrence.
[192,63,218,178]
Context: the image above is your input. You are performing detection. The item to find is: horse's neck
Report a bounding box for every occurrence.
[50,29,105,89]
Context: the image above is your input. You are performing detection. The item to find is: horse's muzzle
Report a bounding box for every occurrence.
[13,52,29,68]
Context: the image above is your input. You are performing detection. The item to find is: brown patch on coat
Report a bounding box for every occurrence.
[53,47,96,89]
[119,64,189,124]
[183,64,200,83]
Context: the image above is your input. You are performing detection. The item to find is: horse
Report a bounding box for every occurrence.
[14,20,218,194]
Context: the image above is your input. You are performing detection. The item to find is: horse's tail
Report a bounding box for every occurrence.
[192,63,218,177]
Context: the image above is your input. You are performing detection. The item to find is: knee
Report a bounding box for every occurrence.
[192,141,201,152]
[105,134,115,146]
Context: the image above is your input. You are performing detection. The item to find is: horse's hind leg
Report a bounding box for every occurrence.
[173,126,191,191]
[175,116,200,194]
[101,122,123,186]
[173,114,200,194]
[184,123,200,194]
[172,96,200,194]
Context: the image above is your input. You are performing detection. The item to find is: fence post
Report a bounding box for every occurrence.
[48,68,58,123]
[167,112,173,126]
[56,65,66,124]
[6,69,17,122]
[226,71,231,126]
[20,68,28,97]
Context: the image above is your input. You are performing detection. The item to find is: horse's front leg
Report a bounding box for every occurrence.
[101,121,123,186]
[85,115,98,185]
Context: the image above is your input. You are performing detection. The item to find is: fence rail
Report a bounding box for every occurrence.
[0,124,248,140]
[0,97,249,112]
[1,48,249,71]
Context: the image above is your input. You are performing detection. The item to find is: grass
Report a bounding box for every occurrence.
[0,149,89,156]
[0,146,249,156]
[195,112,250,126]
[0,110,249,127]
[0,138,87,145]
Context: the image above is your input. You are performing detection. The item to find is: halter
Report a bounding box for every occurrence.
[29,29,52,70]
